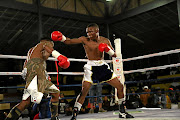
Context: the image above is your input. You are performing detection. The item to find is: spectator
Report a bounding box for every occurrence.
[165,93,171,109]
[109,92,119,111]
[168,88,177,104]
[32,95,51,119]
[126,91,142,109]
[88,83,106,113]
[140,86,151,107]
[126,88,131,102]
[154,89,166,108]
[102,96,110,111]
[147,93,155,108]
[175,88,180,102]
[59,93,69,114]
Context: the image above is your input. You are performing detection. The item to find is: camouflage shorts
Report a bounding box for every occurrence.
[25,58,59,94]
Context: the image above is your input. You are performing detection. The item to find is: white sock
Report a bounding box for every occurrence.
[118,98,125,105]
[74,102,82,111]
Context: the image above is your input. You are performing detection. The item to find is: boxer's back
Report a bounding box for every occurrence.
[28,40,54,61]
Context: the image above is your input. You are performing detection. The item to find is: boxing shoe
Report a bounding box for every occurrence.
[119,111,134,118]
[70,116,77,120]
[119,102,134,118]
[51,116,61,120]
[5,107,21,120]
[70,107,79,120]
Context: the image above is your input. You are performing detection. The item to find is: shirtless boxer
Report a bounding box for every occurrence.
[51,23,134,119]
[5,37,70,120]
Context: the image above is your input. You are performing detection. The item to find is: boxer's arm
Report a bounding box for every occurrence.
[51,31,84,44]
[99,42,116,57]
[107,40,117,57]
[42,43,70,69]
[63,37,85,44]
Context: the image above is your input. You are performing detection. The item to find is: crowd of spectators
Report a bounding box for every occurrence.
[125,86,180,109]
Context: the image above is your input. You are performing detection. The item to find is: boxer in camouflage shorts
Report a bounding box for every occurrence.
[5,37,70,120]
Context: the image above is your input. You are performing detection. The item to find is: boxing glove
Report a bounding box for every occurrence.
[98,43,115,56]
[51,50,70,69]
[57,55,70,69]
[51,31,66,42]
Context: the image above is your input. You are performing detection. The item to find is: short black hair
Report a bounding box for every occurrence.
[40,37,52,41]
[87,23,99,29]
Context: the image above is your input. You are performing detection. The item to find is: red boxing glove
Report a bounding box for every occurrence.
[51,50,70,69]
[57,55,70,69]
[98,43,115,56]
[51,31,66,42]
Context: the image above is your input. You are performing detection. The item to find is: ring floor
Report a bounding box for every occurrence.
[19,109,180,120]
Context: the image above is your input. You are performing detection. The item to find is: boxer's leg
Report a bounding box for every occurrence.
[107,77,134,118]
[46,84,60,120]
[5,96,31,120]
[71,81,92,120]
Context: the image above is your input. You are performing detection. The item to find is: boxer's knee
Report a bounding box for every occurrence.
[50,92,59,102]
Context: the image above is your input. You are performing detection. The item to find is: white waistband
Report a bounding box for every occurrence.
[87,60,106,66]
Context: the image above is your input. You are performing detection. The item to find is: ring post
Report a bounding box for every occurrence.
[113,38,126,102]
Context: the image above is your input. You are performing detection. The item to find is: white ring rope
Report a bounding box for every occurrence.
[1,63,180,75]
[124,63,180,74]
[0,48,180,75]
[0,72,84,76]
[0,54,89,62]
[123,48,180,62]
[0,48,180,62]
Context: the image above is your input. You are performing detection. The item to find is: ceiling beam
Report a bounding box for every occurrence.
[0,0,175,24]
[122,0,131,13]
[109,0,121,16]
[106,0,176,24]
[74,0,77,13]
[59,0,69,10]
[0,0,104,23]
[79,0,92,16]
[92,1,105,17]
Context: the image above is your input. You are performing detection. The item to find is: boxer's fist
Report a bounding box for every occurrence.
[98,43,108,52]
[98,43,115,56]
[57,55,70,69]
[51,50,70,69]
[51,31,66,42]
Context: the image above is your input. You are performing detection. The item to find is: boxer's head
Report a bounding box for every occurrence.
[86,23,99,40]
[40,37,54,47]
[40,37,52,42]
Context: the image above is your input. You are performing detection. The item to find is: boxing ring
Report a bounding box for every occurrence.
[30,109,180,120]
[0,39,180,120]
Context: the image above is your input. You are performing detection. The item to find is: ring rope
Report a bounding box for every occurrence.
[0,63,180,75]
[0,54,89,62]
[0,48,180,62]
[1,76,179,89]
[124,62,180,74]
[123,48,180,62]
[0,72,84,75]
[1,90,179,104]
